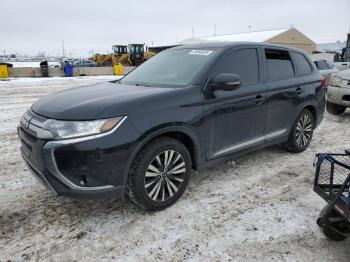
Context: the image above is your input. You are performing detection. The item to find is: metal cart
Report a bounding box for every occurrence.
[314,150,350,241]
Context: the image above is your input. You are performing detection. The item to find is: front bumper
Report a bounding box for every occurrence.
[327,85,350,107]
[21,152,125,199]
[18,110,140,200]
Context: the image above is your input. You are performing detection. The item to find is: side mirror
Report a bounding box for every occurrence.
[210,73,241,91]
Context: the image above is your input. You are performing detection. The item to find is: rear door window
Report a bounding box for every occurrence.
[291,52,312,76]
[265,49,294,81]
[213,48,259,85]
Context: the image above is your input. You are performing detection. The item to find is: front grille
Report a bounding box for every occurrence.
[20,137,32,151]
[20,126,38,142]
[22,155,55,193]
[19,110,53,140]
[28,110,48,127]
[343,95,350,102]
[21,110,48,129]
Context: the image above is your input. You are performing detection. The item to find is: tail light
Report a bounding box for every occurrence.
[320,76,328,87]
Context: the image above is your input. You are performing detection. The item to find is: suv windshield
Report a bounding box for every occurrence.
[120,48,218,87]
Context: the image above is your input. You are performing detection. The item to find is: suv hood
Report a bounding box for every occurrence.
[32,81,173,120]
[337,68,350,80]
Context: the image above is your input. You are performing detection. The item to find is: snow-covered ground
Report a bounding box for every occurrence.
[0,75,121,85]
[0,77,350,261]
[4,61,61,68]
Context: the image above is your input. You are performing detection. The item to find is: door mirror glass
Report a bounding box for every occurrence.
[211,73,241,91]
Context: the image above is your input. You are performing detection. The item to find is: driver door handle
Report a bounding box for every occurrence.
[255,95,266,105]
[296,87,304,95]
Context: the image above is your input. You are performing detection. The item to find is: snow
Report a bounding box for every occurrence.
[178,28,289,45]
[4,62,61,68]
[0,78,350,261]
[0,75,122,85]
[316,42,346,53]
[201,28,289,42]
[310,53,336,63]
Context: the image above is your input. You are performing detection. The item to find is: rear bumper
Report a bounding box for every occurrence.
[327,85,350,107]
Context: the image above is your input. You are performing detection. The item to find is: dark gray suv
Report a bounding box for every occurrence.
[18,42,326,210]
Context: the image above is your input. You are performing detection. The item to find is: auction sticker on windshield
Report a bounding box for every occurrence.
[189,50,213,56]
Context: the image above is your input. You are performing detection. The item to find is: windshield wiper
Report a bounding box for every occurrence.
[110,79,122,84]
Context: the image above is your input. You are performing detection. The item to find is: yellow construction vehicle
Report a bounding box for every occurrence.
[91,45,131,67]
[90,44,155,67]
[127,44,155,66]
[112,45,133,66]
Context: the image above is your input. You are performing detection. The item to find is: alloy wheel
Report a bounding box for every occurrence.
[295,114,313,148]
[144,150,186,202]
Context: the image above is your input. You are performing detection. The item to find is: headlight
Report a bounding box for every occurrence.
[330,76,343,87]
[44,116,125,140]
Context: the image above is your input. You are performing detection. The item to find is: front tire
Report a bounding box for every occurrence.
[326,101,346,115]
[284,109,314,153]
[127,137,191,211]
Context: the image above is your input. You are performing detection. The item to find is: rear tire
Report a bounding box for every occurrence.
[283,109,314,153]
[318,206,348,241]
[127,137,191,211]
[104,61,113,67]
[326,101,346,115]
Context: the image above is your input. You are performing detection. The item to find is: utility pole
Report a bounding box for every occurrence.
[214,24,217,36]
[248,25,252,32]
[192,27,194,38]
[61,40,65,57]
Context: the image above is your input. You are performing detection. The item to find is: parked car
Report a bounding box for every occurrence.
[313,59,338,85]
[18,42,325,210]
[333,62,350,71]
[63,59,76,65]
[48,62,61,68]
[326,68,350,115]
[73,60,96,67]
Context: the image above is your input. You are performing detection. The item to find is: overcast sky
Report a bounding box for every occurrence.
[1,0,349,57]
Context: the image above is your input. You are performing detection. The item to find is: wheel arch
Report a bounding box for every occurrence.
[302,105,317,128]
[121,125,202,187]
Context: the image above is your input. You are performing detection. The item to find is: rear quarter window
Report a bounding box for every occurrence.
[314,60,332,70]
[265,49,294,81]
[325,62,333,69]
[291,52,312,76]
